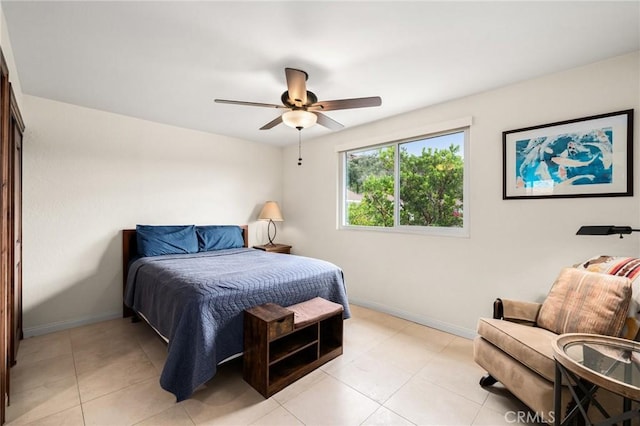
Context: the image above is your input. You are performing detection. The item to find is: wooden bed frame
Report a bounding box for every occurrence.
[121,225,249,318]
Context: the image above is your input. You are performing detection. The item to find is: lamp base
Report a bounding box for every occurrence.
[267,219,277,245]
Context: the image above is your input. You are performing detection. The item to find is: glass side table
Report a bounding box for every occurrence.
[552,333,640,426]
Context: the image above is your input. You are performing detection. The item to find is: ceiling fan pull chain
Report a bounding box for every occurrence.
[297,126,303,166]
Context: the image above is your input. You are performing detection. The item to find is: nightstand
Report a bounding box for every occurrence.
[253,244,292,254]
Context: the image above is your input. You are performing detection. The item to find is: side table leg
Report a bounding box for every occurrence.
[624,363,632,426]
[554,361,562,426]
[623,397,631,426]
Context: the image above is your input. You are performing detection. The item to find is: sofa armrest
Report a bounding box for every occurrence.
[493,298,542,325]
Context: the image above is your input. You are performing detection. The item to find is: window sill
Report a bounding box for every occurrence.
[338,224,469,238]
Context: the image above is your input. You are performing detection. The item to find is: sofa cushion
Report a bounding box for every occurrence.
[476,317,559,382]
[537,268,631,336]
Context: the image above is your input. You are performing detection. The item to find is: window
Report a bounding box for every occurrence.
[341,128,468,236]
[345,146,395,227]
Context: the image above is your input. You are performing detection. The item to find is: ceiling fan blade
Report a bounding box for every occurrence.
[314,112,344,131]
[260,115,283,130]
[308,96,382,112]
[284,68,308,106]
[215,99,286,109]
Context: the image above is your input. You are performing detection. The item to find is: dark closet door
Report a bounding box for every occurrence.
[0,45,24,426]
[0,52,9,423]
[9,90,23,366]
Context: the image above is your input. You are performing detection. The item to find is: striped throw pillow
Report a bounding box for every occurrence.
[537,268,631,336]
[575,256,640,340]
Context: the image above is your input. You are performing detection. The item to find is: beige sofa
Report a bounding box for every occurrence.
[473,267,633,423]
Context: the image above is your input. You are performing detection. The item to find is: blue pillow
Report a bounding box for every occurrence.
[136,225,199,257]
[196,225,244,251]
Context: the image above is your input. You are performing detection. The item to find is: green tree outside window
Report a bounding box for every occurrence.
[345,132,464,228]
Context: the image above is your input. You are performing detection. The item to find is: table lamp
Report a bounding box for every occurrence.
[258,201,284,246]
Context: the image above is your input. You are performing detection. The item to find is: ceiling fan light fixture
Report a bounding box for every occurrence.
[282,110,317,129]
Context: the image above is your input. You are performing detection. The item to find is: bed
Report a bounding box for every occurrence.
[122,224,350,401]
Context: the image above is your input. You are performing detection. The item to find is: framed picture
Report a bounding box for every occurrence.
[503,109,634,200]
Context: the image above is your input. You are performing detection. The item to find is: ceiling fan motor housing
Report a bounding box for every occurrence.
[281,91,318,109]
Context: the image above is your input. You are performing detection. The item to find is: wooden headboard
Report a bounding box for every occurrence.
[122,225,249,318]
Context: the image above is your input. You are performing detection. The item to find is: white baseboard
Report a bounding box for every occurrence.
[23,310,122,338]
[24,301,477,340]
[348,297,477,340]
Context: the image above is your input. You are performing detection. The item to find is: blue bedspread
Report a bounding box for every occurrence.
[124,248,350,401]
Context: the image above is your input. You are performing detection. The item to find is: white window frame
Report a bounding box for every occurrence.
[336,117,472,238]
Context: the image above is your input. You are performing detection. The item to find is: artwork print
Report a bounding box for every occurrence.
[515,127,613,191]
[503,110,633,199]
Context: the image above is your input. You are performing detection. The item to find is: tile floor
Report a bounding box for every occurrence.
[7,305,543,425]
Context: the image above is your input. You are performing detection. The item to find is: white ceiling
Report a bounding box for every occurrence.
[3,1,639,146]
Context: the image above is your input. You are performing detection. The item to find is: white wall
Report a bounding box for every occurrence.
[282,52,640,338]
[6,4,637,340]
[0,1,23,105]
[22,96,283,335]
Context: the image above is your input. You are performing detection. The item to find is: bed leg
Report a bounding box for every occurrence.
[131,314,141,323]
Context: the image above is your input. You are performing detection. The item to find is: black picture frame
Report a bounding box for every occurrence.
[503,109,634,200]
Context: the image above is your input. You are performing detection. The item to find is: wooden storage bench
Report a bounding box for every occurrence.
[243,297,344,397]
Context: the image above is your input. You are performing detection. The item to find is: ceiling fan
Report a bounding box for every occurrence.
[214,68,382,131]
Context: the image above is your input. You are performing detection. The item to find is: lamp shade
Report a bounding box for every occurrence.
[282,110,317,129]
[258,201,284,222]
[576,225,636,236]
